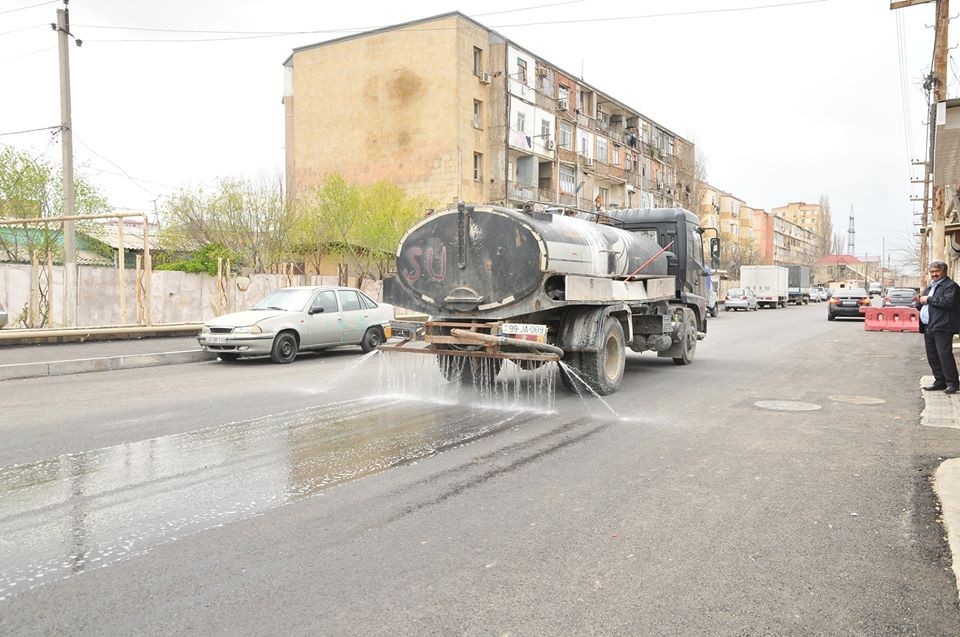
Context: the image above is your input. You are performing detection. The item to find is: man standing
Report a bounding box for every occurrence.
[918,261,960,393]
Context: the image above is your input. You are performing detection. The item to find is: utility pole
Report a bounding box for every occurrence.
[891,0,950,283]
[54,4,78,326]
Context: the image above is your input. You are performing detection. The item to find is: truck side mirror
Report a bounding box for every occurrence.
[710,238,721,269]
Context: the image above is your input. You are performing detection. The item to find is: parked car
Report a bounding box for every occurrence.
[883,287,919,307]
[197,286,395,363]
[827,287,870,321]
[868,282,884,296]
[809,287,827,302]
[724,287,759,312]
[0,301,6,329]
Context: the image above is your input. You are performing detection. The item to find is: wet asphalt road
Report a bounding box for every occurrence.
[3,303,960,635]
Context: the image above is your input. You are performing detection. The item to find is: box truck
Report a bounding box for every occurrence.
[741,265,788,309]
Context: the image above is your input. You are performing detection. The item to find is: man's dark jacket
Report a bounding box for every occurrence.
[916,275,960,333]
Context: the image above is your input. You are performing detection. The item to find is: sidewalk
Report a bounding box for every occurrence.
[925,374,960,600]
[0,336,214,381]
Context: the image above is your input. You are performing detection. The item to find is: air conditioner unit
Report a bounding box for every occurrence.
[546,140,555,150]
[583,157,594,167]
[535,67,548,78]
[557,98,568,110]
[480,72,491,84]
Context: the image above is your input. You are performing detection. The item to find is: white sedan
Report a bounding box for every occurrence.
[197,286,394,363]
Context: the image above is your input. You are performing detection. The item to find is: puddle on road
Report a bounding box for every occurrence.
[0,397,540,601]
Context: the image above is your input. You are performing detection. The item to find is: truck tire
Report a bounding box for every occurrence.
[672,313,697,366]
[575,316,625,395]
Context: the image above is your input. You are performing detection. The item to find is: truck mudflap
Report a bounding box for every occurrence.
[378,320,562,363]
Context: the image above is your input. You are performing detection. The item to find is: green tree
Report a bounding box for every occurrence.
[0,146,109,262]
[291,175,432,282]
[160,176,295,273]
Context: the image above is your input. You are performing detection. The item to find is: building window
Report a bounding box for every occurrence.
[597,138,608,163]
[517,58,527,83]
[626,153,633,171]
[540,119,551,143]
[597,187,608,208]
[473,47,483,76]
[578,89,591,114]
[516,111,526,133]
[559,121,573,149]
[580,136,589,156]
[612,144,621,166]
[473,100,482,129]
[473,153,483,181]
[559,165,576,194]
[558,84,569,108]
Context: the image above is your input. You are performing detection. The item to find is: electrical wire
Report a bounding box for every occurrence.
[0,45,55,62]
[0,23,47,37]
[79,0,830,43]
[0,125,60,138]
[73,134,179,196]
[0,0,56,15]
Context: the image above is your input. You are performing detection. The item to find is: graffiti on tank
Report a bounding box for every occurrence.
[401,244,448,283]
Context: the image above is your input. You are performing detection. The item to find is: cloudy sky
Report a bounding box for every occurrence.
[0,0,952,265]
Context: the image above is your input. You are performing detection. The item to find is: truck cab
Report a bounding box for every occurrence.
[604,208,711,330]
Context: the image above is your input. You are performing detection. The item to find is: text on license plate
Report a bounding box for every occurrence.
[206,335,226,344]
[499,323,547,343]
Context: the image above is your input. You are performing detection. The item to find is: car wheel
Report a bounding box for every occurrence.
[218,353,240,361]
[270,331,298,364]
[360,326,384,353]
[724,306,730,312]
[827,313,836,321]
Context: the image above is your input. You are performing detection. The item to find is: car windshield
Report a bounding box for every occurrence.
[729,288,745,295]
[253,288,314,312]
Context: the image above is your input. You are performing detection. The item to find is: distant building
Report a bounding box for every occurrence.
[283,12,696,213]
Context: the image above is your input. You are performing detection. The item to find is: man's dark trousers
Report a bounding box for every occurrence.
[924,329,959,388]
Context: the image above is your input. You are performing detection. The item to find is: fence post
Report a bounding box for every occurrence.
[29,250,40,327]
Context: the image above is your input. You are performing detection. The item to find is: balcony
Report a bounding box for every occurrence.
[538,188,558,203]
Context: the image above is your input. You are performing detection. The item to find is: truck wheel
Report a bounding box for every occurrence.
[360,327,384,353]
[558,352,582,392]
[672,314,697,366]
[709,305,718,318]
[575,317,625,396]
[270,331,298,364]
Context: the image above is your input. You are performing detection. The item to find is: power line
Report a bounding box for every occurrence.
[0,0,56,15]
[0,45,55,63]
[0,23,47,37]
[78,0,830,43]
[0,125,60,138]
[73,134,179,195]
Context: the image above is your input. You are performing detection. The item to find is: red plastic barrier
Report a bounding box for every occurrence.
[859,306,919,332]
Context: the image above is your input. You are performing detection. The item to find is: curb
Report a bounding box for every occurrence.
[935,459,960,600]
[0,350,216,381]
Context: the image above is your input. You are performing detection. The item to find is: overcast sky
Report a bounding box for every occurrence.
[0,0,952,265]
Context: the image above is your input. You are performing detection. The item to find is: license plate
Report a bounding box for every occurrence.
[499,323,547,343]
[206,335,226,344]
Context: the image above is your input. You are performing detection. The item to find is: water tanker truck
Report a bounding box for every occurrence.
[380,203,719,395]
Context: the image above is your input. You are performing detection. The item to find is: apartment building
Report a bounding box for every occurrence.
[282,12,695,212]
[771,201,828,247]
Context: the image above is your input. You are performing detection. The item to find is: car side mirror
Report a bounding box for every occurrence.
[310,306,325,315]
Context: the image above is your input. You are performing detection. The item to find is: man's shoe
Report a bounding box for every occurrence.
[924,384,947,391]
[945,386,958,394]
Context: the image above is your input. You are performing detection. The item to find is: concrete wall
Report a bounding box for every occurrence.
[0,265,385,328]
